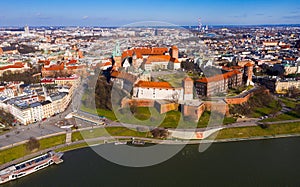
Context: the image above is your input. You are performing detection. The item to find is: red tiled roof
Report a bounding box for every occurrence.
[146,55,171,64]
[244,62,254,67]
[38,60,51,66]
[55,77,78,81]
[196,70,242,83]
[111,71,137,83]
[0,87,5,92]
[145,55,178,64]
[42,63,64,71]
[122,47,168,59]
[41,78,55,83]
[135,81,173,88]
[103,61,112,66]
[66,59,77,65]
[0,63,24,71]
[284,57,296,61]
[231,66,243,69]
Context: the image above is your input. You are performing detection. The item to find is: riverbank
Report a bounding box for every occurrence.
[2,130,300,171]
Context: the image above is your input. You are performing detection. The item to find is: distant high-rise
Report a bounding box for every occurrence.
[198,18,202,32]
[24,26,30,35]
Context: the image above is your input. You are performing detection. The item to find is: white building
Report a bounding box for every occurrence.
[143,55,180,71]
[133,81,183,101]
[9,102,32,125]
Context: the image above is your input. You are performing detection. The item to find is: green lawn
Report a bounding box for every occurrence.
[155,72,186,87]
[194,111,237,128]
[227,85,254,97]
[262,111,300,122]
[80,105,117,121]
[251,100,281,118]
[0,144,27,165]
[280,97,299,109]
[160,110,182,128]
[39,134,66,150]
[133,107,152,120]
[117,107,237,129]
[72,127,148,142]
[81,106,237,129]
[0,134,66,165]
[82,101,238,129]
[216,122,300,140]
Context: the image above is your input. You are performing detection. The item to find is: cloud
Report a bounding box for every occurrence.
[255,13,264,16]
[82,16,89,20]
[34,12,51,20]
[282,15,300,20]
[231,13,248,18]
[37,16,52,20]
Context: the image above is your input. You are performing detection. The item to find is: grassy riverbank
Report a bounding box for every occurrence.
[2,122,300,167]
[0,134,66,165]
[216,122,300,139]
[71,127,148,142]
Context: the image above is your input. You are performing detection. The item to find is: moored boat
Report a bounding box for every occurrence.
[131,140,145,145]
[114,141,127,145]
[0,151,63,184]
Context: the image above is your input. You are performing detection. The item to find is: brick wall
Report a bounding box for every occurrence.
[225,88,270,105]
[121,98,155,108]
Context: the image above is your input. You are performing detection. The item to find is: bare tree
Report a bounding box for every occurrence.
[26,137,40,152]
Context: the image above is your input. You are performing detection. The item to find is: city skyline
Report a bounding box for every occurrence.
[0,0,300,26]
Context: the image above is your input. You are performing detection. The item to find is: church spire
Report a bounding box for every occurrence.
[112,42,122,57]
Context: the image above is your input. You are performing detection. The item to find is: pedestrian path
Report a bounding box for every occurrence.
[66,132,72,144]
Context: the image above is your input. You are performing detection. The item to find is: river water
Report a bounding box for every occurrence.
[3,137,300,186]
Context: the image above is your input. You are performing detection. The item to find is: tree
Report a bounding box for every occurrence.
[26,137,40,152]
[130,100,138,114]
[181,60,195,71]
[150,128,169,138]
[0,109,15,126]
[287,86,300,98]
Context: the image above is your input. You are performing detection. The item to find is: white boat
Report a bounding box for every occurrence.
[114,141,127,145]
[0,151,63,184]
[131,140,145,145]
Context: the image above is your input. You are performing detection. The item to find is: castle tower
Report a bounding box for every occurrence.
[183,77,194,101]
[112,42,122,69]
[244,63,254,86]
[171,45,178,59]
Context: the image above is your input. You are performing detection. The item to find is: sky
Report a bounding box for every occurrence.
[0,0,300,26]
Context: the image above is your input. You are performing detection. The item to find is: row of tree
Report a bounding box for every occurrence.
[0,66,41,84]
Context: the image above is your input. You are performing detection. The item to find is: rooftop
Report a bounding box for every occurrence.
[135,81,173,89]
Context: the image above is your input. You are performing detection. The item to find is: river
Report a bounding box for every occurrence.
[3,137,300,186]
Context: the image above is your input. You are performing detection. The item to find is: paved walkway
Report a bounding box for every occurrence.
[66,132,72,144]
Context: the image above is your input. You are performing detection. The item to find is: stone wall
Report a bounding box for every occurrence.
[225,88,270,105]
[121,98,155,108]
[154,101,179,114]
[203,101,229,116]
[182,103,206,120]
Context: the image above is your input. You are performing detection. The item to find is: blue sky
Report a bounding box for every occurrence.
[0,0,299,26]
